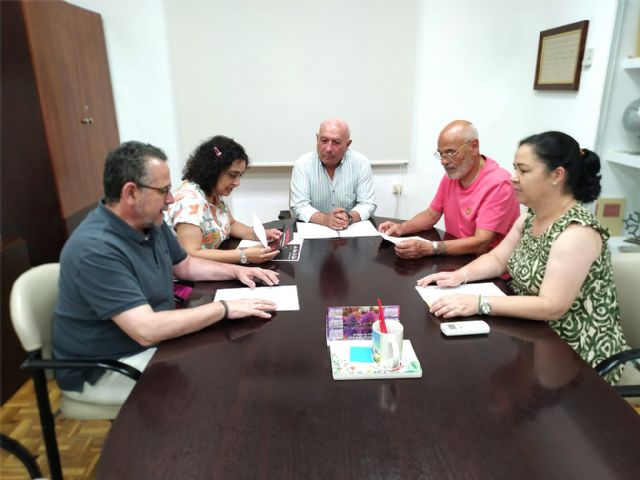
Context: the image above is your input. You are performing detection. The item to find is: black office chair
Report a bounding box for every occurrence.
[0,433,43,479]
[10,263,141,480]
[594,253,640,401]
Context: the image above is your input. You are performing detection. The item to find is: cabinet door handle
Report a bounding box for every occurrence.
[81,117,94,125]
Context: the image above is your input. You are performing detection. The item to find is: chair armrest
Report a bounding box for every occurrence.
[613,385,640,397]
[20,358,141,381]
[595,348,640,377]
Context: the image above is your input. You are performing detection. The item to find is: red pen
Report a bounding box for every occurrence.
[377,298,388,333]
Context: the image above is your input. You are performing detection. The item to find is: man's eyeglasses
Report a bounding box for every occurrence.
[433,138,475,161]
[137,183,172,196]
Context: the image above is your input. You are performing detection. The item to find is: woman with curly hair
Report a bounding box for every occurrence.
[165,135,281,264]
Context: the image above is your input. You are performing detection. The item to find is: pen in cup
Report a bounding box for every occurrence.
[377,298,388,333]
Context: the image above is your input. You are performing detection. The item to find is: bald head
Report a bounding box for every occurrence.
[436,120,482,184]
[316,118,352,169]
[319,118,351,139]
[439,120,478,144]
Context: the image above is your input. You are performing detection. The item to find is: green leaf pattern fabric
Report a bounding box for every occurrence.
[507,204,628,385]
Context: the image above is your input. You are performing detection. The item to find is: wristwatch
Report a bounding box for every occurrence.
[431,241,440,255]
[239,249,248,264]
[346,211,353,225]
[478,295,492,316]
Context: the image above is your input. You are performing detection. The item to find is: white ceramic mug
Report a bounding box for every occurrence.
[372,320,403,369]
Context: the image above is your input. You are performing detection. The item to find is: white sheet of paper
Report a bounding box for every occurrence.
[214,285,300,311]
[296,220,381,239]
[415,282,506,307]
[296,222,337,239]
[287,233,304,245]
[252,213,268,247]
[339,220,381,238]
[379,232,429,245]
[238,239,262,248]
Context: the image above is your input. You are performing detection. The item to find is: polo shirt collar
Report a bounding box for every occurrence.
[98,200,155,244]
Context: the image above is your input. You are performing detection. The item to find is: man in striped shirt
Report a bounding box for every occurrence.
[290,118,377,230]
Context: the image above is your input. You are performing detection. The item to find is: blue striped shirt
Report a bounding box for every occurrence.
[290,149,377,222]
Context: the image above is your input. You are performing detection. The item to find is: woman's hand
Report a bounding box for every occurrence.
[429,294,478,318]
[417,270,465,287]
[265,228,282,242]
[243,247,279,264]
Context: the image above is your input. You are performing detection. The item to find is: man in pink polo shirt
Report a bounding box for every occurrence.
[379,120,520,258]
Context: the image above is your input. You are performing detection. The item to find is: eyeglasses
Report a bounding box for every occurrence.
[433,138,475,161]
[137,183,172,196]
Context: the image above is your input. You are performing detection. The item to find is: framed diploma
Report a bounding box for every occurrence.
[534,20,589,91]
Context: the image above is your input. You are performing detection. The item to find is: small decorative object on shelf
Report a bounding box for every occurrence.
[623,211,640,245]
[622,98,640,139]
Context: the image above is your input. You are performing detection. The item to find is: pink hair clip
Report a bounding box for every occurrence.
[214,147,222,157]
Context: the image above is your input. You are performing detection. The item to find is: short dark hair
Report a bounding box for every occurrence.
[518,131,601,203]
[182,135,249,196]
[103,141,167,203]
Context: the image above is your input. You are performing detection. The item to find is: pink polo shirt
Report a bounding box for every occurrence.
[429,156,520,248]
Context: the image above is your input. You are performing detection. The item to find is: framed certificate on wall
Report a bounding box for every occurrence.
[534,20,589,91]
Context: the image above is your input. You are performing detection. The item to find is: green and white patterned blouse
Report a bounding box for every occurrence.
[507,204,628,384]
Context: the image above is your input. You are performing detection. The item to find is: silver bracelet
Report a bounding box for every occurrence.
[431,240,439,255]
[461,269,468,285]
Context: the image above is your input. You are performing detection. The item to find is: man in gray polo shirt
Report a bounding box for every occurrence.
[53,141,279,404]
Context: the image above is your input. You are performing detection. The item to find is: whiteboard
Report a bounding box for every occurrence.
[166,0,417,165]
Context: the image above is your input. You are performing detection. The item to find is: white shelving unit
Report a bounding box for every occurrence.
[606,150,640,169]
[622,57,640,70]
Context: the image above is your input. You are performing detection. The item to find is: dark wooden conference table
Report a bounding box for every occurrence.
[98,218,640,479]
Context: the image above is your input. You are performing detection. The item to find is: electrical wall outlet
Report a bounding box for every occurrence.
[392,183,403,195]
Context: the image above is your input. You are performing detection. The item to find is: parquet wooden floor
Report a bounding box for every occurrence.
[0,379,111,480]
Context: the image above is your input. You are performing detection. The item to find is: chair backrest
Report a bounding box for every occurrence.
[612,253,640,348]
[9,263,60,358]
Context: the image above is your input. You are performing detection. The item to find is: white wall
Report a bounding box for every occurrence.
[67,0,624,228]
[66,0,183,188]
[239,0,618,226]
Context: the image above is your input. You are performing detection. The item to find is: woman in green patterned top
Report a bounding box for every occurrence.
[417,131,630,384]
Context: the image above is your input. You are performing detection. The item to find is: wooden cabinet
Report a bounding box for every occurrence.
[1,0,119,265]
[1,0,119,400]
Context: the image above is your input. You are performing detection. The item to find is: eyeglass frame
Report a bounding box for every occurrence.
[433,138,476,161]
[136,182,172,196]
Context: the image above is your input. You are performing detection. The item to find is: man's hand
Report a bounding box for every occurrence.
[235,267,280,288]
[226,298,277,319]
[378,221,405,236]
[324,208,349,230]
[394,239,429,259]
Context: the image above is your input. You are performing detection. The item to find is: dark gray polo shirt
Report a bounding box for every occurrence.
[53,201,187,391]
